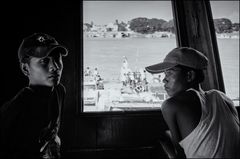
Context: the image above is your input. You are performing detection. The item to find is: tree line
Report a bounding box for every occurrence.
[128,17,239,34]
[85,17,239,34]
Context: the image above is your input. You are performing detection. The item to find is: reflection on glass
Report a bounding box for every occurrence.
[83,1,176,112]
[210,1,239,106]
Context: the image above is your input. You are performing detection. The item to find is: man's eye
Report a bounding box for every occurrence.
[165,70,171,74]
[165,70,172,76]
[40,58,49,64]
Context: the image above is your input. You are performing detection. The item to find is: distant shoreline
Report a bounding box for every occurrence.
[84,31,239,39]
[216,31,239,39]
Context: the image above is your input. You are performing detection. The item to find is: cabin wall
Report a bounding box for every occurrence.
[62,112,168,158]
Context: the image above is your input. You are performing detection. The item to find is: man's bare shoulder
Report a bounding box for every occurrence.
[162,90,198,113]
[161,97,179,116]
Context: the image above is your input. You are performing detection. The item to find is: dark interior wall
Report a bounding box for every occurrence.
[0,2,80,107]
[66,112,168,159]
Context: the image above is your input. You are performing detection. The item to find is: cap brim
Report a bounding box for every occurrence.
[26,45,68,58]
[145,62,177,73]
[47,45,68,57]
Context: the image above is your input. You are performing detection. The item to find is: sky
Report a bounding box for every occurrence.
[83,1,239,25]
[210,1,239,23]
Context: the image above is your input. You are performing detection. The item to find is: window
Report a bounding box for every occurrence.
[83,1,176,112]
[210,1,239,106]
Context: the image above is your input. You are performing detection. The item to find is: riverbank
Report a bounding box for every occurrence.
[216,31,239,39]
[84,31,239,39]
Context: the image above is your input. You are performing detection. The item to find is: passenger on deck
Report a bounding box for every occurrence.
[84,66,92,76]
[145,47,239,158]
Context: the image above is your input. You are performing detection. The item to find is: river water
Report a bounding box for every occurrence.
[84,37,239,100]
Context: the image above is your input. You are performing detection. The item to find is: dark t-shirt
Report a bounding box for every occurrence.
[0,83,66,158]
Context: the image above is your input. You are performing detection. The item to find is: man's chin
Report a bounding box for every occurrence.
[165,91,173,98]
[52,80,60,86]
[47,80,60,87]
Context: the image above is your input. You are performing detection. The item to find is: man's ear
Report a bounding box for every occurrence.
[20,63,30,76]
[186,70,196,82]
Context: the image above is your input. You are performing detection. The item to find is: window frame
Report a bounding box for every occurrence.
[78,0,225,114]
[172,0,225,92]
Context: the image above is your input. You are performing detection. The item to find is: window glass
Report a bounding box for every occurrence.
[83,1,176,112]
[210,1,239,106]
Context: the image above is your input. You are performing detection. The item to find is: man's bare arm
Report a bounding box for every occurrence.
[161,100,186,158]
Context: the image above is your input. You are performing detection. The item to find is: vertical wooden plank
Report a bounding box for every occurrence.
[172,0,225,92]
[97,117,113,147]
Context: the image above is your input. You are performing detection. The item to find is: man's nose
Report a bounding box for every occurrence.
[49,59,59,71]
[163,77,167,84]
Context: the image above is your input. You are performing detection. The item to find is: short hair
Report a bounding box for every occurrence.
[20,55,31,64]
[177,65,205,84]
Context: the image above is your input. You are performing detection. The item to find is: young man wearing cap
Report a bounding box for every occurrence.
[145,47,239,158]
[0,33,68,159]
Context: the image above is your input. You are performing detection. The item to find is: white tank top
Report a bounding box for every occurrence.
[179,89,240,158]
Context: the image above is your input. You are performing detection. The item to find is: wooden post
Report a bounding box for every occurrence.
[172,0,225,92]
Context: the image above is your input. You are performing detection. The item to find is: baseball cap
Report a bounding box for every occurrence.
[18,33,68,62]
[145,47,208,73]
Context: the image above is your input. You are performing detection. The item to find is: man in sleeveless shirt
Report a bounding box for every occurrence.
[145,47,239,158]
[0,33,68,159]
